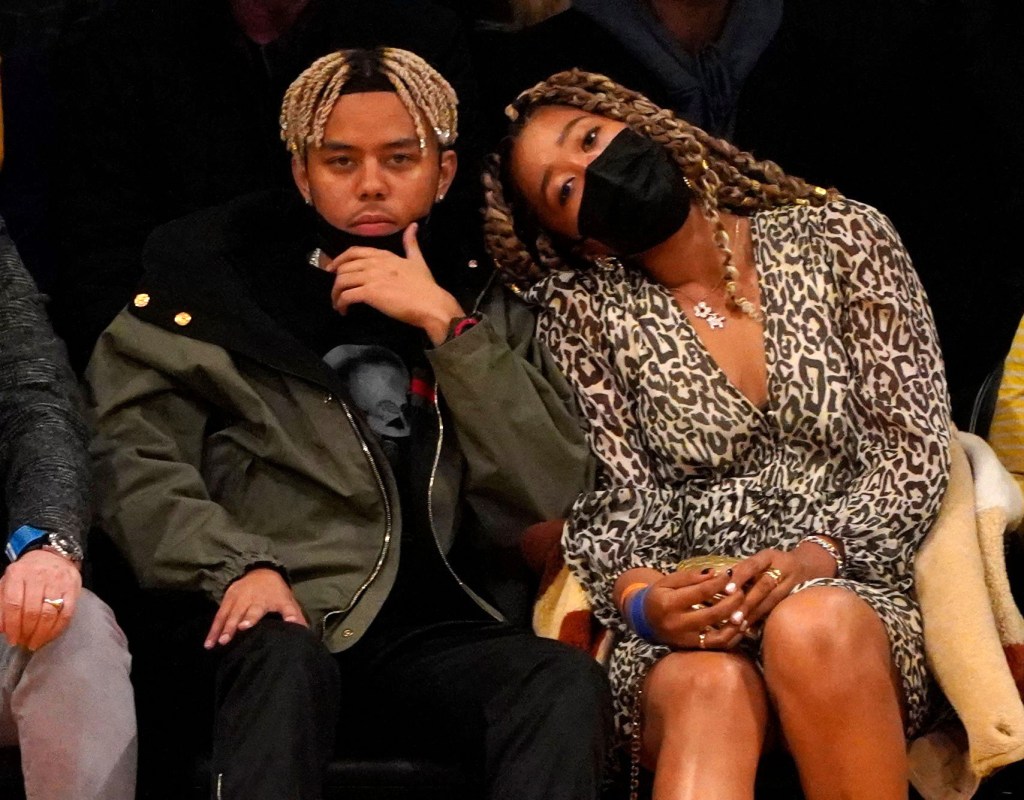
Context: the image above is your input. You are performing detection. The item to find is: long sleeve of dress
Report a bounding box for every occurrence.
[533,273,684,631]
[819,202,951,587]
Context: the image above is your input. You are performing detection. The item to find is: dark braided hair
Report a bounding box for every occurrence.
[482,69,839,317]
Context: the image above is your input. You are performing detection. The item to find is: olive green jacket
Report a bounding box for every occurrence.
[85,195,594,651]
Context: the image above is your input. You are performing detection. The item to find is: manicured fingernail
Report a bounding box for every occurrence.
[726,568,734,577]
[204,640,213,650]
[730,610,745,625]
[700,568,711,575]
[725,582,737,594]
[218,634,230,644]
[740,620,750,633]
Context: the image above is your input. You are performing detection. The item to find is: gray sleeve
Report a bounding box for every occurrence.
[0,216,90,550]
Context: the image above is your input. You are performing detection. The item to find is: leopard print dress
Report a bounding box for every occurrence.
[522,199,951,742]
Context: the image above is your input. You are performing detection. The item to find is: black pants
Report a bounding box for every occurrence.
[132,595,611,800]
[334,620,612,800]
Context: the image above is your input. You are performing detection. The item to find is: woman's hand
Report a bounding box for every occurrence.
[730,541,839,629]
[616,568,747,651]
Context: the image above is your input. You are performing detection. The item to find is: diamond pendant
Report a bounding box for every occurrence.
[693,301,726,330]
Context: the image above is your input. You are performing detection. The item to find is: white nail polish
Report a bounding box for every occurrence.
[725,582,737,594]
[730,610,745,625]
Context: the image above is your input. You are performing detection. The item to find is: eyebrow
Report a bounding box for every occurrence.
[540,114,589,202]
[319,137,422,151]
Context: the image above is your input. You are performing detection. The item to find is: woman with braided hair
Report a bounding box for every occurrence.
[483,69,951,799]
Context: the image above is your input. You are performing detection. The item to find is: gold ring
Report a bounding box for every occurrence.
[42,597,65,610]
[764,568,783,584]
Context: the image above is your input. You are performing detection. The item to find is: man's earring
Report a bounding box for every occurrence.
[436,193,445,202]
[304,196,313,206]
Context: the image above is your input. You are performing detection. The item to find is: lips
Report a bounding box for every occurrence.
[351,213,397,236]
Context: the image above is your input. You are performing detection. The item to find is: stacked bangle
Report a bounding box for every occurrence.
[621,582,657,643]
[801,534,845,576]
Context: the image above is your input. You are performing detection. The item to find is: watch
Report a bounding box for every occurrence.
[5,525,84,564]
[41,533,85,565]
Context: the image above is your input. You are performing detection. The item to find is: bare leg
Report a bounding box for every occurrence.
[641,650,768,800]
[762,587,908,800]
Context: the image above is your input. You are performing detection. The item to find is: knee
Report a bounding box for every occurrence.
[39,590,132,684]
[533,643,610,705]
[220,617,337,696]
[645,651,759,714]
[15,591,136,747]
[515,642,612,733]
[762,588,888,689]
[226,617,327,668]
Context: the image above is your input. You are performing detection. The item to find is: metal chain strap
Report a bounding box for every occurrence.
[629,679,645,800]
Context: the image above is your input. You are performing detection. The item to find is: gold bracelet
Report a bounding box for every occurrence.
[802,534,845,576]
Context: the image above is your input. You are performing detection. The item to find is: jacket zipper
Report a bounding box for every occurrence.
[427,385,468,590]
[427,384,484,599]
[321,395,393,628]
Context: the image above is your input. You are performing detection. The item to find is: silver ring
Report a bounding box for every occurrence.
[42,597,65,610]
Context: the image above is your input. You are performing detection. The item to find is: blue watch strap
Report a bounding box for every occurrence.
[5,525,48,562]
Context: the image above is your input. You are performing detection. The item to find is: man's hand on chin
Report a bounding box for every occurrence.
[326,223,465,344]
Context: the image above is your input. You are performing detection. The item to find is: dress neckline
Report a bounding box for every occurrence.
[656,214,773,418]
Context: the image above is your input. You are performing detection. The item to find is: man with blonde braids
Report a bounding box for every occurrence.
[87,47,610,800]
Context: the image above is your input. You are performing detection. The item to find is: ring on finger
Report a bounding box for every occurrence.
[42,597,65,611]
[698,626,712,650]
[763,567,783,585]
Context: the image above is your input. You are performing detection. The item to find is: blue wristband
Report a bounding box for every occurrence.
[626,585,658,643]
[5,525,49,562]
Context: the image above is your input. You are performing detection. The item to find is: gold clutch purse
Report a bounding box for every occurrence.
[676,554,743,606]
[677,554,762,640]
[675,554,742,573]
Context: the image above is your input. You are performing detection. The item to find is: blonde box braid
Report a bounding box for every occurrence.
[280,47,458,160]
[483,69,840,320]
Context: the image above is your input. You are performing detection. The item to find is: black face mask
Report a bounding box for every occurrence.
[314,213,432,259]
[577,127,692,256]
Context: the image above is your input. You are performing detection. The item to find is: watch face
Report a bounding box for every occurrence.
[46,534,84,561]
